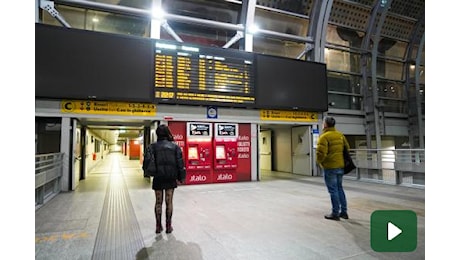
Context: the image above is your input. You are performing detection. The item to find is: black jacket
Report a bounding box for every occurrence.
[143,139,186,183]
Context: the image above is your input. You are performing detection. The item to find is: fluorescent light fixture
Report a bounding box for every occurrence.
[181,46,199,52]
[151,7,165,19]
[92,17,99,23]
[156,42,177,50]
[244,60,252,64]
[248,24,259,34]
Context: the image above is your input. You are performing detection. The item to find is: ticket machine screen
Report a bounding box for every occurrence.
[215,145,226,160]
[188,147,199,160]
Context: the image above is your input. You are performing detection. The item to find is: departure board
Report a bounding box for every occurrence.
[154,41,255,107]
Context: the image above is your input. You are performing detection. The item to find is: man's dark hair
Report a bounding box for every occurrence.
[156,124,174,141]
[324,116,336,127]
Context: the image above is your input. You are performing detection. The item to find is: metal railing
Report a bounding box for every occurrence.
[35,153,64,209]
[346,149,425,188]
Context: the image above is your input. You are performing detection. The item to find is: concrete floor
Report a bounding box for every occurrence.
[35,153,425,259]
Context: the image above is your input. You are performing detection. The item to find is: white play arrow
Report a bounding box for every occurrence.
[387,222,402,241]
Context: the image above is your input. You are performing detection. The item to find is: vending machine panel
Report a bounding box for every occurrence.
[185,122,213,184]
[213,123,239,170]
[215,145,226,160]
[188,146,198,159]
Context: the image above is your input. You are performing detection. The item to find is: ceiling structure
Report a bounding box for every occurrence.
[78,117,152,145]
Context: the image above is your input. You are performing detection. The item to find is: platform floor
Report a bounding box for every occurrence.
[35,153,425,259]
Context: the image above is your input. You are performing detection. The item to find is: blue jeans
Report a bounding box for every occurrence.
[323,168,347,216]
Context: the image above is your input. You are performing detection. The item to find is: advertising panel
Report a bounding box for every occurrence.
[236,124,251,181]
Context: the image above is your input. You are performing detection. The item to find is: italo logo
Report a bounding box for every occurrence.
[190,175,207,182]
[217,173,233,181]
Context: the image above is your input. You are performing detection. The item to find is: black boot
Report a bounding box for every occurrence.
[166,220,173,233]
[155,215,163,233]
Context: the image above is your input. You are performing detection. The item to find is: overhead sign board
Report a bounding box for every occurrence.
[260,110,318,122]
[61,100,156,116]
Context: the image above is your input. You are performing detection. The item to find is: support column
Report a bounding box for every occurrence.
[60,117,72,191]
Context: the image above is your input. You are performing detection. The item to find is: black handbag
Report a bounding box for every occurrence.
[343,146,356,174]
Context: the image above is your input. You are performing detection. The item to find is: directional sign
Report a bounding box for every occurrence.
[61,100,156,116]
[260,109,318,122]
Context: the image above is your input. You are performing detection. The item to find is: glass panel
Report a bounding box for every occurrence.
[328,93,362,110]
[377,59,404,81]
[326,25,364,48]
[44,5,150,37]
[43,5,87,29]
[384,39,408,59]
[103,0,152,9]
[253,37,305,59]
[164,0,241,23]
[325,48,361,73]
[165,21,234,47]
[256,0,312,15]
[380,99,406,114]
[90,11,150,36]
[255,9,309,36]
[377,81,404,99]
[327,72,361,94]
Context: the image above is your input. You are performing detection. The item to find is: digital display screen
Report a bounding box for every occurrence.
[215,145,226,160]
[189,123,211,136]
[188,147,199,160]
[36,23,153,102]
[217,124,237,136]
[255,54,328,111]
[154,40,255,107]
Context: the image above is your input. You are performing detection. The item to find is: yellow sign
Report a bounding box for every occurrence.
[61,100,156,116]
[260,110,318,122]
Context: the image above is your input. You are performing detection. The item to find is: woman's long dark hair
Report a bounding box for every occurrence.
[156,124,174,141]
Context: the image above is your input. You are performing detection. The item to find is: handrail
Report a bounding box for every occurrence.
[346,148,424,188]
[35,153,64,209]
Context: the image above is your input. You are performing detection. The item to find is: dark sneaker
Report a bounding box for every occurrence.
[324,214,340,221]
[339,213,349,219]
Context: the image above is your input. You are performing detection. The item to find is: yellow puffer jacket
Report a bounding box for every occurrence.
[316,127,350,169]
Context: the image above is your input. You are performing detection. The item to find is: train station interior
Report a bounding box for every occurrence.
[0,0,453,259]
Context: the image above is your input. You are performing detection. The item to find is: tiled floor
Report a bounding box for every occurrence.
[35,153,425,259]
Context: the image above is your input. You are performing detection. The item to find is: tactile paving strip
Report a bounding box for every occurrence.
[92,172,145,260]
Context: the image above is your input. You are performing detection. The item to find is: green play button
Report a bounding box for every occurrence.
[370,210,417,252]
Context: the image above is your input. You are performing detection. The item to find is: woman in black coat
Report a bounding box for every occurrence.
[143,124,186,233]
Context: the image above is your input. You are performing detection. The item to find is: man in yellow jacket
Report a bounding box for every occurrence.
[316,116,350,221]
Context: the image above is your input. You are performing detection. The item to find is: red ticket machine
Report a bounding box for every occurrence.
[213,123,238,183]
[185,122,213,184]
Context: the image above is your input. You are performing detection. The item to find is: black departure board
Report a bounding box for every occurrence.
[154,41,255,107]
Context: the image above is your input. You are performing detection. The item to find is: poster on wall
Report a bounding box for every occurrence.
[236,123,251,181]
